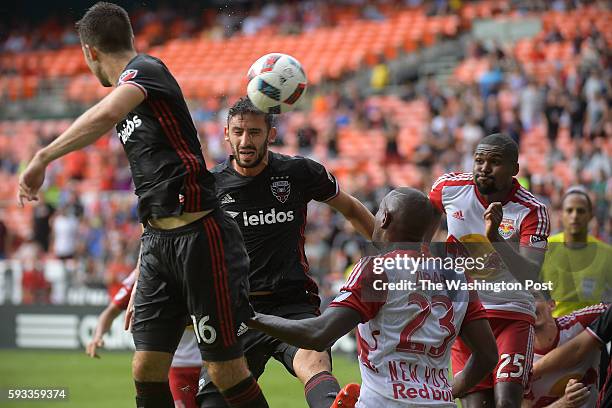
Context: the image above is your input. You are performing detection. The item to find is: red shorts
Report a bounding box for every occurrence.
[452,312,535,392]
[169,366,200,408]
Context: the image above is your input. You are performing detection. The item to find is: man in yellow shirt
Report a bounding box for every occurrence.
[541,187,612,317]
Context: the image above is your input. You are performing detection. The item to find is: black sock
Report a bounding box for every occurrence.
[220,375,268,408]
[304,371,341,408]
[134,380,174,408]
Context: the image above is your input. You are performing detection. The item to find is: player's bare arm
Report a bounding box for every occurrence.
[87,302,123,358]
[451,318,498,398]
[485,202,545,283]
[249,306,362,352]
[532,328,602,379]
[18,84,144,206]
[326,190,375,239]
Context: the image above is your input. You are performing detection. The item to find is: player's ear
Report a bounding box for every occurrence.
[267,127,277,145]
[512,162,519,176]
[380,209,392,230]
[84,44,99,61]
[223,126,229,142]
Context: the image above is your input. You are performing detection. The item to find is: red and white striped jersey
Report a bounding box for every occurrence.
[524,304,607,408]
[330,250,487,407]
[429,173,550,318]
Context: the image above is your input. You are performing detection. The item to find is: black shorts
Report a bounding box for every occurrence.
[197,291,329,408]
[132,208,251,362]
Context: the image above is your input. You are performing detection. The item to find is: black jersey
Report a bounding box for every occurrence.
[114,54,217,223]
[212,152,339,294]
[588,305,612,408]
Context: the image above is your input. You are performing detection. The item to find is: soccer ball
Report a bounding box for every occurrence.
[246,53,307,114]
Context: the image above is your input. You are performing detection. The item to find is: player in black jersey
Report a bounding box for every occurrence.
[17,3,268,408]
[196,97,375,408]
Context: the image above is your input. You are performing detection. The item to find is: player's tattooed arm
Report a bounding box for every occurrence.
[484,202,544,283]
[326,190,375,239]
[249,306,362,352]
[452,318,498,399]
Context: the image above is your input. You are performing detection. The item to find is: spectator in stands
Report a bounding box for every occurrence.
[585,91,608,138]
[21,263,51,304]
[0,211,10,259]
[51,206,79,260]
[540,186,612,317]
[32,199,54,252]
[297,123,317,154]
[519,78,543,130]
[13,232,50,304]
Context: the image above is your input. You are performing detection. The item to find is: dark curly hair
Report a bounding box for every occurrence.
[227,97,274,131]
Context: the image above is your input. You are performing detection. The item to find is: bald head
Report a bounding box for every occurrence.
[373,187,434,242]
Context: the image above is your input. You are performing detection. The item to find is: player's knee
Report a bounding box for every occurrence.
[494,383,523,408]
[293,349,332,383]
[495,400,521,408]
[205,357,251,391]
[132,351,173,382]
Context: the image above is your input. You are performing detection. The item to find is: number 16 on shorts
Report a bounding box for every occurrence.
[191,315,217,344]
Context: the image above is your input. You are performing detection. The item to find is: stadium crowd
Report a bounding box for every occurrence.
[0,0,610,306]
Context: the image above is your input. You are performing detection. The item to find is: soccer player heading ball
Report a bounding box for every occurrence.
[197,96,375,408]
[17,2,268,407]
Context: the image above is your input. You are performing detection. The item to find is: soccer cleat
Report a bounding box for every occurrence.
[331,383,360,408]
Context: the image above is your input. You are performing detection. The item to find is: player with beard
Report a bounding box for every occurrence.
[17,3,267,408]
[197,97,375,408]
[429,134,551,408]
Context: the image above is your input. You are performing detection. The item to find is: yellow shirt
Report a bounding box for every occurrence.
[541,233,612,317]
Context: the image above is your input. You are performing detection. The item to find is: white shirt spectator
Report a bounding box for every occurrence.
[52,213,79,258]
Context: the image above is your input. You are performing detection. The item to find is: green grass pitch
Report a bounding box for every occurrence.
[0,350,361,407]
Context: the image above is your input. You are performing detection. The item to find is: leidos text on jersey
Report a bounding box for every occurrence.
[242,208,294,226]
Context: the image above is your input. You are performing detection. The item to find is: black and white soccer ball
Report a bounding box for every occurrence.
[246,53,307,114]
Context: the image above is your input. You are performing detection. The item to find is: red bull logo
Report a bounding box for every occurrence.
[498,218,516,239]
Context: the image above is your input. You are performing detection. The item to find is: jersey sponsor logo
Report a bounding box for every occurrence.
[451,210,464,220]
[220,194,235,205]
[529,234,547,249]
[118,69,138,83]
[270,176,291,203]
[242,208,294,226]
[498,218,516,239]
[117,115,142,144]
[237,322,248,337]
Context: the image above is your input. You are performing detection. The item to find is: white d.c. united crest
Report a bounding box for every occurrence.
[271,176,291,203]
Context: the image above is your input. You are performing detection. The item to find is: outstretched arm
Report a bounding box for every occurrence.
[18,85,144,205]
[249,306,362,352]
[86,302,123,358]
[452,318,498,398]
[532,329,603,379]
[327,190,375,239]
